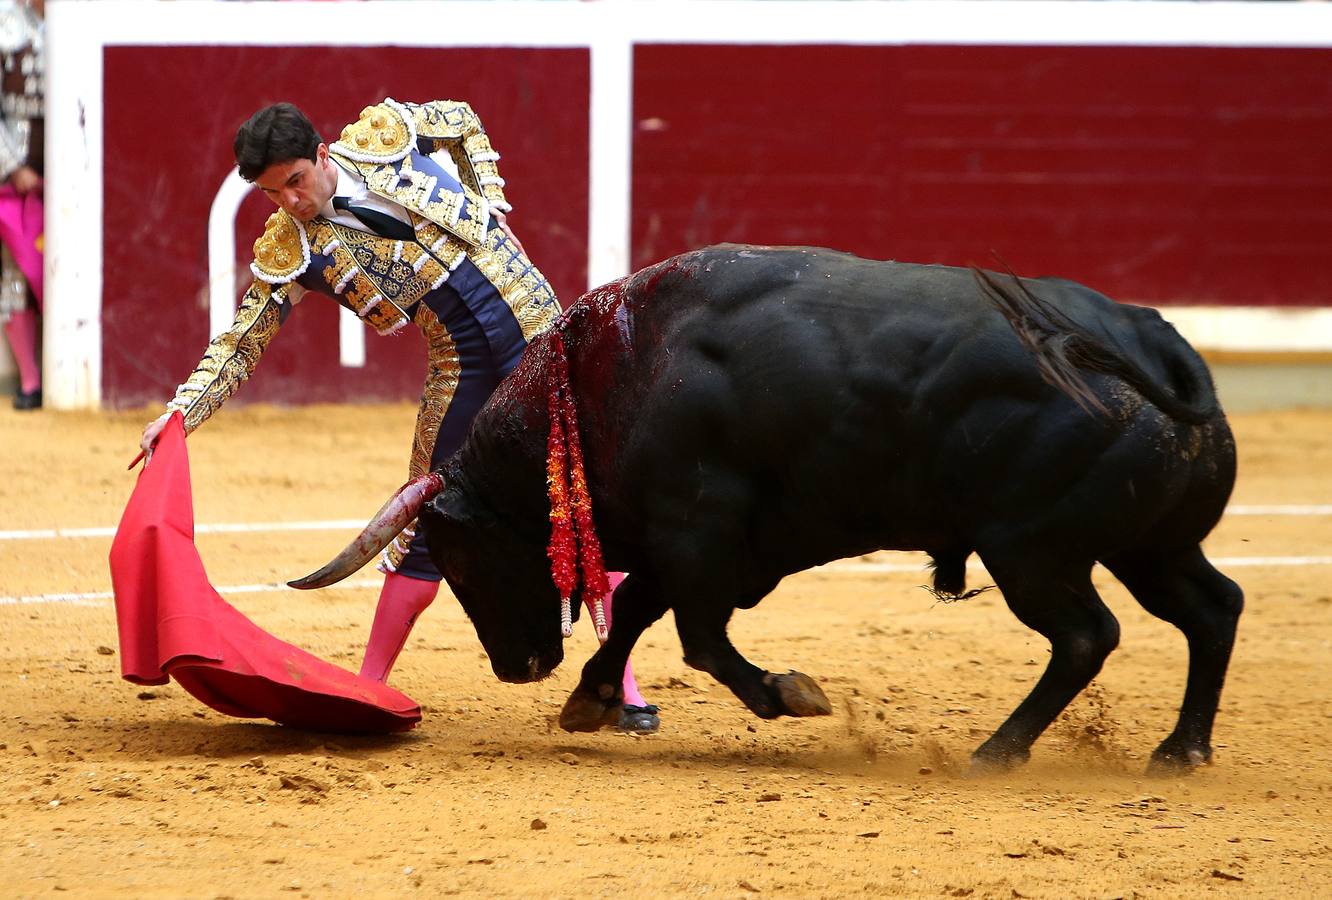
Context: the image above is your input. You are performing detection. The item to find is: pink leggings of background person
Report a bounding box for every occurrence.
[0,185,43,396]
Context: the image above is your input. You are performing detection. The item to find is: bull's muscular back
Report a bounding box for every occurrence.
[460,245,1231,591]
[432,245,1238,767]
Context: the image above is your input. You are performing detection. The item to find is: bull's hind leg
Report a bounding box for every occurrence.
[1102,546,1243,773]
[674,594,832,720]
[559,576,670,732]
[971,552,1119,772]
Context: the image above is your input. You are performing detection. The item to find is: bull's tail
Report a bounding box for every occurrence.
[972,267,1219,425]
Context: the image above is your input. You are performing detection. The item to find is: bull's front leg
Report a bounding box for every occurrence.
[559,576,669,732]
[676,600,832,720]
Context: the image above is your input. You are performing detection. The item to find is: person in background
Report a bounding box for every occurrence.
[0,0,43,411]
[138,99,660,733]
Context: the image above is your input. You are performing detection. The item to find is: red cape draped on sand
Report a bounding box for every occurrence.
[109,413,420,733]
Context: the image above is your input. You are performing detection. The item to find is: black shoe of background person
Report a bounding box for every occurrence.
[13,387,40,410]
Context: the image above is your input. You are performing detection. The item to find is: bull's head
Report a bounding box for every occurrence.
[289,472,567,683]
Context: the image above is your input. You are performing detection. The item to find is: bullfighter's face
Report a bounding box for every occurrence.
[254,143,338,223]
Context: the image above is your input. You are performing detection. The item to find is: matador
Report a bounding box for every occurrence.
[139,99,659,732]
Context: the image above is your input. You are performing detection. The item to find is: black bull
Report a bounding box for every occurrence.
[296,245,1242,773]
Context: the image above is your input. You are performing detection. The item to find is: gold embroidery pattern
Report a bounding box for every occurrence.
[332,102,412,163]
[462,132,495,160]
[412,218,468,276]
[410,99,511,214]
[472,228,562,341]
[410,304,462,477]
[168,281,286,434]
[399,240,427,275]
[340,151,487,247]
[327,222,429,306]
[462,132,509,211]
[365,155,442,218]
[303,219,413,334]
[251,212,309,283]
[430,139,477,195]
[413,218,459,256]
[421,185,487,247]
[411,100,480,139]
[318,251,359,295]
[383,303,462,572]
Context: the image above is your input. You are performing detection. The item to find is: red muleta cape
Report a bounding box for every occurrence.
[108,413,420,733]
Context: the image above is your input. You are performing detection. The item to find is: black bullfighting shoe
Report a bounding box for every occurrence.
[13,387,40,410]
[616,704,660,734]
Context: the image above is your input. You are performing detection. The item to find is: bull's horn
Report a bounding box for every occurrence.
[288,472,445,589]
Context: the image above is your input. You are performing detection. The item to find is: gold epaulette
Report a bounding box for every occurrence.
[331,99,416,164]
[250,211,310,284]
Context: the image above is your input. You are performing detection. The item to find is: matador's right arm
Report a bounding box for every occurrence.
[163,211,305,434]
[165,279,290,434]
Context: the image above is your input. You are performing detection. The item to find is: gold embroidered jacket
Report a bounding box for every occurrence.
[167,97,556,433]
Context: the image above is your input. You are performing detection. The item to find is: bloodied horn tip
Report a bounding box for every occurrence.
[287,571,333,590]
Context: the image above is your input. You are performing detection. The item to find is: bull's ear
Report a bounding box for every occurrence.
[423,490,473,529]
[424,485,506,533]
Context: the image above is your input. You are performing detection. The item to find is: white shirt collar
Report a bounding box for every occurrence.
[319,159,413,232]
[320,154,460,233]
[318,160,368,223]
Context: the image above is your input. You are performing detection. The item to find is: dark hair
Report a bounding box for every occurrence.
[233,103,322,182]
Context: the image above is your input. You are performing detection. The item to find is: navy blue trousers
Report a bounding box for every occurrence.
[394,254,529,581]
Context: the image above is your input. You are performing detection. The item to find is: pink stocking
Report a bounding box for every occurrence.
[4,307,40,393]
[599,572,648,707]
[359,572,440,682]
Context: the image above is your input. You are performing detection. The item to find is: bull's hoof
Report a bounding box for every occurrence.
[968,743,1030,777]
[967,753,1023,779]
[764,671,832,717]
[559,689,623,733]
[1147,739,1211,776]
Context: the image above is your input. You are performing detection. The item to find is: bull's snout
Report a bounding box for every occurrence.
[491,647,563,684]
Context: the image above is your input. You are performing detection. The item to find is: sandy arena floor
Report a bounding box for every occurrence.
[1,403,1329,898]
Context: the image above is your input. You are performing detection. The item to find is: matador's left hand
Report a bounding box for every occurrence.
[493,211,527,258]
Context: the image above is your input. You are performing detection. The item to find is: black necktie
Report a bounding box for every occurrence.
[332,196,416,242]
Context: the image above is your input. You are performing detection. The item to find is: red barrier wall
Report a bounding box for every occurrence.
[103,46,589,409]
[102,42,1332,409]
[633,44,1332,307]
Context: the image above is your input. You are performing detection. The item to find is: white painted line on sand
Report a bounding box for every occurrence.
[0,579,383,608]
[2,504,1328,543]
[0,520,368,541]
[1226,505,1332,516]
[818,556,1332,575]
[1210,556,1332,568]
